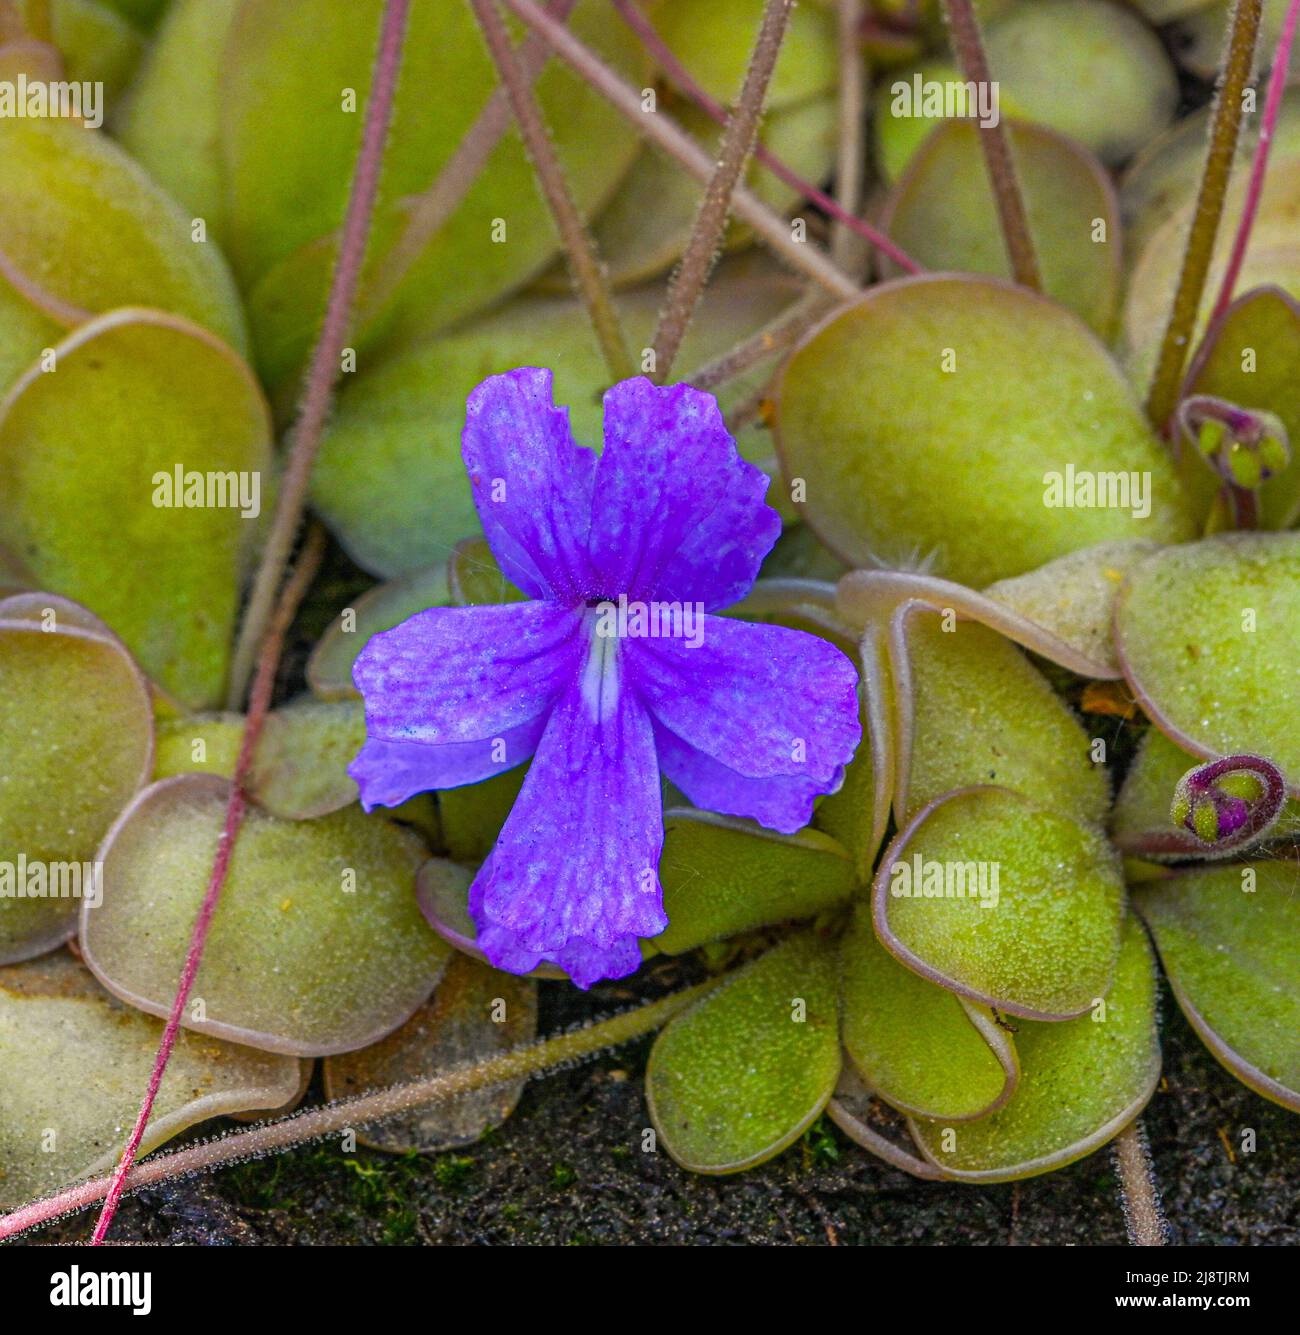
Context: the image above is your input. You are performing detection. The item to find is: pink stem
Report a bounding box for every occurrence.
[610,0,923,275]
[1208,0,1300,326]
[88,0,411,1250]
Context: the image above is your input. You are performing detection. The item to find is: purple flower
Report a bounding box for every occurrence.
[349,370,861,987]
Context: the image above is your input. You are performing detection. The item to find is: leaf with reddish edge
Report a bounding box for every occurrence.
[0,115,246,350]
[1133,860,1300,1111]
[0,309,274,709]
[0,593,153,964]
[646,931,841,1174]
[654,809,855,955]
[908,915,1160,1183]
[324,953,537,1152]
[840,902,1019,1122]
[824,1064,948,1182]
[879,118,1123,337]
[81,774,449,1056]
[873,786,1125,1020]
[0,951,301,1210]
[899,611,1109,828]
[1114,532,1300,793]
[415,857,566,981]
[979,540,1160,679]
[832,566,1118,851]
[776,275,1193,587]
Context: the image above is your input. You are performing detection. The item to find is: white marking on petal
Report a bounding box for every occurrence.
[580,607,622,723]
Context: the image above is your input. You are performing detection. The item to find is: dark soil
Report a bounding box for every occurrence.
[24,974,1298,1247]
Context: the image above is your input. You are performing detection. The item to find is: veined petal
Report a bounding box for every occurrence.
[631,616,861,834]
[462,367,598,600]
[349,715,547,810]
[350,600,582,810]
[588,377,780,611]
[469,649,667,989]
[652,719,838,835]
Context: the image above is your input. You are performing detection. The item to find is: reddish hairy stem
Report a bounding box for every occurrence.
[651,0,793,381]
[226,0,411,709]
[502,0,855,299]
[1208,0,1300,326]
[611,0,922,275]
[1146,0,1263,431]
[88,526,327,1244]
[91,0,410,1249]
[470,0,633,382]
[360,0,578,327]
[3,979,718,1242]
[942,0,1041,291]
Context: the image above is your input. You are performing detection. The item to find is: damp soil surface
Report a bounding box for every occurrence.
[24,974,1299,1247]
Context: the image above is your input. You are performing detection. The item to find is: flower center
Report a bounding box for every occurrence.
[579,606,622,723]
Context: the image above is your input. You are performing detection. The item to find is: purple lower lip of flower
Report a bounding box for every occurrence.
[349,369,862,988]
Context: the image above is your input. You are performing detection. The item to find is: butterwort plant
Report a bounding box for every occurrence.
[349,369,862,986]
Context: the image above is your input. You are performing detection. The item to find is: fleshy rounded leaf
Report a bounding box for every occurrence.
[840,903,1018,1121]
[81,774,448,1056]
[774,275,1194,586]
[0,951,301,1210]
[0,310,273,708]
[1114,533,1300,790]
[1133,861,1300,1111]
[654,810,855,955]
[874,786,1125,1019]
[0,594,152,963]
[908,915,1160,1182]
[646,932,841,1173]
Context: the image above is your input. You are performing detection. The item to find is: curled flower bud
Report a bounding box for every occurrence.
[1178,394,1291,492]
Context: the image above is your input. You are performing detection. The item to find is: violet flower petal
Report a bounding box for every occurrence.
[469,663,667,989]
[588,377,780,610]
[350,600,582,811]
[462,367,599,600]
[349,715,547,811]
[652,719,842,836]
[629,615,861,833]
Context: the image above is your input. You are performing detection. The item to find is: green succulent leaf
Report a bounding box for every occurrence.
[647,931,841,1173]
[774,274,1194,586]
[880,118,1122,337]
[909,914,1160,1182]
[81,774,448,1056]
[654,810,855,955]
[248,696,367,821]
[840,903,1018,1121]
[0,593,152,963]
[874,786,1125,1019]
[0,115,246,350]
[1133,861,1300,1111]
[1114,533,1300,789]
[0,309,273,708]
[114,0,242,240]
[901,612,1110,825]
[0,951,300,1210]
[222,0,643,384]
[324,953,537,1153]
